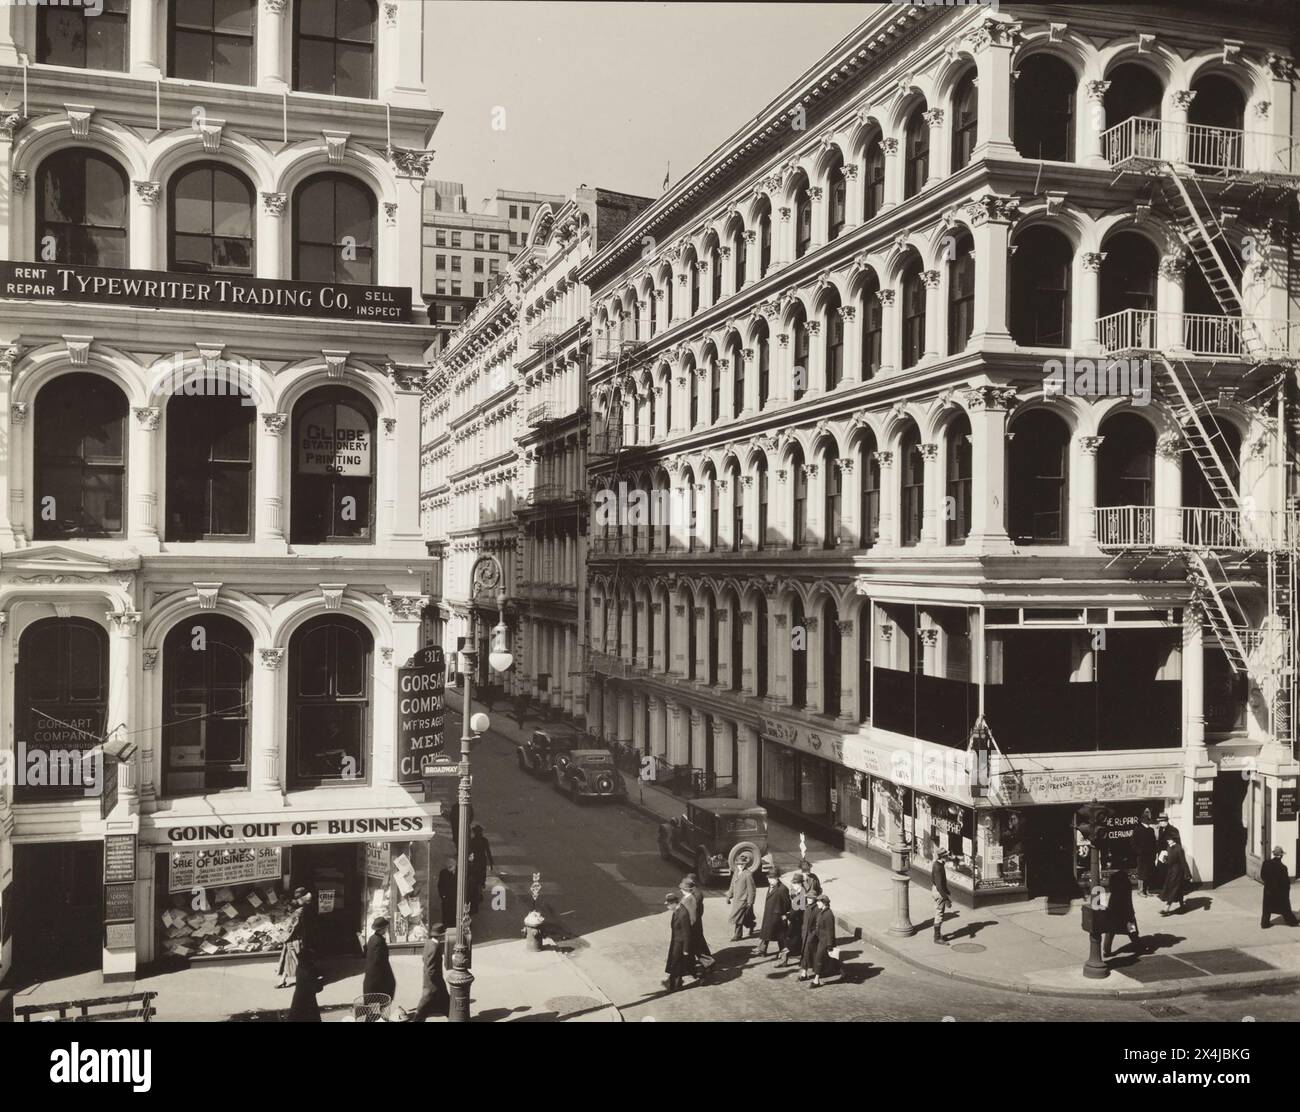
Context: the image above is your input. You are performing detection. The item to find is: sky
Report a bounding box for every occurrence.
[422,1,872,211]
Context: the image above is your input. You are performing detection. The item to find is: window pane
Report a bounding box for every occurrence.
[335,0,375,40]
[212,172,252,236]
[83,159,128,227]
[337,247,374,285]
[297,243,335,283]
[334,43,374,98]
[174,170,214,234]
[334,627,366,695]
[205,715,245,764]
[25,629,61,701]
[295,39,335,94]
[214,0,255,34]
[297,704,364,779]
[334,476,371,536]
[82,470,124,533]
[334,182,373,245]
[213,36,253,85]
[212,237,252,271]
[171,28,212,81]
[86,11,128,71]
[297,627,330,697]
[298,0,335,38]
[296,178,335,242]
[210,466,250,534]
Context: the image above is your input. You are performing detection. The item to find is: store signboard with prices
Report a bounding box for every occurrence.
[168,845,282,893]
[105,883,135,923]
[397,645,446,785]
[104,834,136,884]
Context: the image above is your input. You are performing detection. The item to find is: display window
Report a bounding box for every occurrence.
[156,846,293,959]
[761,740,797,807]
[363,839,435,945]
[975,810,1026,890]
[913,792,975,884]
[833,767,864,831]
[868,777,912,851]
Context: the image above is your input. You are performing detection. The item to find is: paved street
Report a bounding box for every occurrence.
[457,707,1298,1022]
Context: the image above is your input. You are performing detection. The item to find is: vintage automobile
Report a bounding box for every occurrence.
[553,749,627,803]
[657,799,770,886]
[515,729,579,777]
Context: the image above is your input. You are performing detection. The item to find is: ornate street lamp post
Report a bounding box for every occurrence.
[447,554,514,1023]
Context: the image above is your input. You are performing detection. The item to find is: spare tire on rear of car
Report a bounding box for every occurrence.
[728,841,760,873]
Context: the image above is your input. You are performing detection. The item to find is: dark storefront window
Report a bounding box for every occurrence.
[34,373,127,539]
[761,739,833,832]
[289,614,371,785]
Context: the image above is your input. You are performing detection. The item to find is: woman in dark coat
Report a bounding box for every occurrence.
[803,895,836,987]
[1134,809,1157,896]
[362,917,396,1002]
[411,926,450,1020]
[287,952,323,1022]
[757,869,791,956]
[798,890,824,980]
[437,858,458,929]
[1260,847,1299,928]
[1159,838,1191,913]
[663,892,693,992]
[781,874,805,967]
[1102,868,1141,956]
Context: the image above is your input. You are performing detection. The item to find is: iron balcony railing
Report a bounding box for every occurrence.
[1093,310,1300,359]
[1095,505,1300,552]
[1101,116,1299,177]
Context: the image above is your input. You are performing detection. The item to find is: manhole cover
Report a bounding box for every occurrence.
[950,943,986,954]
[543,995,604,1016]
[1141,1002,1187,1018]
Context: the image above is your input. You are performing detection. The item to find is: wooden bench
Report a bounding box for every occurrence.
[15,991,157,1023]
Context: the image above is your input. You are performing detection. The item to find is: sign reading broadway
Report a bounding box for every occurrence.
[0,261,411,322]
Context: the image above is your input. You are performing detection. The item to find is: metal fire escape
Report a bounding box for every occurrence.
[1100,119,1299,755]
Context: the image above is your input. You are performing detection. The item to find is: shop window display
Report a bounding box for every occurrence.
[363,840,434,944]
[975,810,1026,891]
[156,846,291,960]
[913,792,975,889]
[762,740,797,807]
[868,778,912,852]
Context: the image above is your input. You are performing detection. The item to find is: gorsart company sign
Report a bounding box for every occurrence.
[0,261,412,322]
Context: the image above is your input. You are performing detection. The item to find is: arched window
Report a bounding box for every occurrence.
[169,162,255,273]
[790,597,807,709]
[861,280,883,378]
[790,175,811,260]
[646,593,657,669]
[647,293,657,336]
[823,601,841,716]
[733,223,747,290]
[689,257,701,315]
[166,389,255,540]
[1010,226,1072,347]
[756,457,769,550]
[863,138,886,220]
[38,0,128,70]
[791,449,808,550]
[290,387,376,544]
[859,436,881,548]
[294,0,377,98]
[755,321,771,410]
[706,470,718,551]
[642,386,652,443]
[1014,54,1076,161]
[162,615,252,795]
[792,308,809,402]
[1100,233,1158,333]
[661,589,672,674]
[686,590,698,681]
[946,413,972,544]
[900,424,924,547]
[707,594,720,685]
[729,593,743,692]
[709,353,721,423]
[630,598,640,662]
[858,600,872,723]
[951,71,978,171]
[293,173,376,284]
[1104,64,1164,159]
[661,371,672,435]
[34,373,127,539]
[1188,75,1245,171]
[169,0,256,85]
[901,262,927,369]
[37,150,128,268]
[684,469,697,552]
[289,615,372,785]
[688,363,700,429]
[755,594,769,697]
[1098,413,1156,508]
[1009,409,1069,544]
[709,243,722,303]
[827,153,847,239]
[730,464,744,551]
[904,107,930,198]
[731,336,747,419]
[947,233,975,354]
[663,274,674,324]
[825,291,845,390]
[758,201,772,277]
[15,618,107,802]
[823,445,842,549]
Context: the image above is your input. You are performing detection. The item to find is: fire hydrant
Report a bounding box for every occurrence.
[523,909,546,950]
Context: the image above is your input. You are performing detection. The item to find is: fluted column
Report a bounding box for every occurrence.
[880,139,902,210]
[876,451,897,548]
[1075,434,1104,543]
[256,411,288,545]
[839,304,861,387]
[129,181,159,270]
[965,386,1015,551]
[128,407,160,547]
[838,618,859,724]
[805,614,823,712]
[1076,252,1104,354]
[876,289,898,375]
[256,0,289,92]
[128,0,162,78]
[921,269,942,362]
[252,647,284,792]
[105,611,142,813]
[1081,79,1111,168]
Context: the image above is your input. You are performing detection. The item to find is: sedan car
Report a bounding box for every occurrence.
[554,749,627,803]
[516,730,578,777]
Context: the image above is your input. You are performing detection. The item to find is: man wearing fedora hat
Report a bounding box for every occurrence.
[663,892,694,992]
[1261,847,1298,929]
[362,916,396,1004]
[411,923,451,1020]
[932,848,954,945]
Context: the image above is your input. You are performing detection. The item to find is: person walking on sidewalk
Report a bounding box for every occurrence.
[679,876,714,977]
[1261,847,1299,928]
[362,917,396,1004]
[727,856,757,941]
[467,825,495,913]
[1102,868,1141,957]
[1159,836,1191,915]
[1134,808,1157,897]
[800,894,836,985]
[663,892,694,992]
[437,857,458,929]
[275,887,310,988]
[287,951,324,1022]
[411,925,450,1020]
[756,868,791,957]
[932,849,954,945]
[781,873,806,968]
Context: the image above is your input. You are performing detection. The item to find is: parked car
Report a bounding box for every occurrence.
[516,730,578,777]
[554,749,627,803]
[658,799,770,886]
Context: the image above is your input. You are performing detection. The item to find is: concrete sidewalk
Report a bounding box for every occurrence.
[460,692,1300,1000]
[9,937,620,1022]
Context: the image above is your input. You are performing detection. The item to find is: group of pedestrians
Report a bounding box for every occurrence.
[1133,810,1192,913]
[663,862,838,992]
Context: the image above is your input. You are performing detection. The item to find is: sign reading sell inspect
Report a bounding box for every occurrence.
[0,260,412,322]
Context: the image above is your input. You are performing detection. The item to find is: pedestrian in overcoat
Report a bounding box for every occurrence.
[663,892,694,992]
[800,894,836,986]
[1261,847,1299,928]
[1101,868,1141,956]
[756,869,791,956]
[411,925,451,1020]
[727,858,757,941]
[931,849,954,945]
[1159,837,1191,914]
[781,874,806,967]
[362,917,396,1003]
[1134,809,1157,896]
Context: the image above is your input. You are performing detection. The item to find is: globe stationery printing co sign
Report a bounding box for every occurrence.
[0,260,412,322]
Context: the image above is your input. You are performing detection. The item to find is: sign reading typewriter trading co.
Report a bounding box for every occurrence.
[0,261,411,322]
[398,645,446,785]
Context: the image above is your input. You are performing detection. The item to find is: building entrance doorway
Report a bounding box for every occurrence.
[291,843,362,957]
[12,842,102,982]
[1213,772,1248,884]
[1024,805,1079,899]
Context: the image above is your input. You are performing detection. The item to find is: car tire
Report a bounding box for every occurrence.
[696,850,713,888]
[728,842,761,874]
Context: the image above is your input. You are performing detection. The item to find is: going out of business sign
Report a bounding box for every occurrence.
[397,645,446,784]
[0,261,411,321]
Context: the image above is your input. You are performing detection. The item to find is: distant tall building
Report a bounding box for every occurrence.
[483,189,567,256]
[423,182,512,356]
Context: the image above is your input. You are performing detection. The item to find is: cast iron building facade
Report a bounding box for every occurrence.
[0,0,440,982]
[580,3,1300,903]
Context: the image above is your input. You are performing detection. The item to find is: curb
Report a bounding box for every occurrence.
[840,912,1300,1000]
[551,947,625,1022]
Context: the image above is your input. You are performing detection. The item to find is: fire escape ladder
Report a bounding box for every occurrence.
[1185,550,1252,674]
[1155,355,1239,511]
[1265,550,1296,752]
